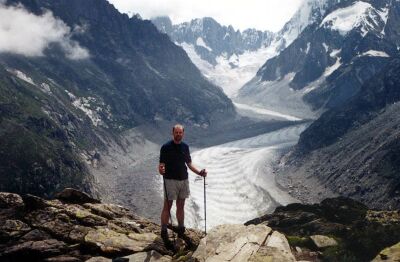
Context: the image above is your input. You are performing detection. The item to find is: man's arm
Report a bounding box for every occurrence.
[159,146,166,175]
[187,162,207,177]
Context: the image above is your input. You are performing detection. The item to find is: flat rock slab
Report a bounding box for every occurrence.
[192,224,271,262]
[310,235,338,249]
[84,227,157,255]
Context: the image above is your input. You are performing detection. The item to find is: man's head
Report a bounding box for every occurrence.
[172,124,184,143]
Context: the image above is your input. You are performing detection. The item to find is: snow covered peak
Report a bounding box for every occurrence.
[320,1,389,37]
[275,0,336,48]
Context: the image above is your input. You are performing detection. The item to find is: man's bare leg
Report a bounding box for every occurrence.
[161,199,173,236]
[176,198,185,236]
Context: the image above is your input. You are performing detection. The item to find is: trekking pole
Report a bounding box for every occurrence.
[204,175,207,235]
[163,177,176,246]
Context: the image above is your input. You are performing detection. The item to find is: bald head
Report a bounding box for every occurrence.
[172,124,184,143]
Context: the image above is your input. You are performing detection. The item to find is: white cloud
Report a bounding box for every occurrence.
[107,0,303,32]
[0,2,89,59]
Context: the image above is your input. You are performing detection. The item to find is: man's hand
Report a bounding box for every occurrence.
[159,163,165,175]
[199,169,207,177]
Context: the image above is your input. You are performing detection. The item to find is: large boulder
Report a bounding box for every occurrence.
[55,188,100,204]
[192,224,295,262]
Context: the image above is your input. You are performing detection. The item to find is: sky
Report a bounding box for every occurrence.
[106,0,304,32]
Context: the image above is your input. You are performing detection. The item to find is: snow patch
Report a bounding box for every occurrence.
[196,37,212,52]
[305,42,311,54]
[323,43,329,52]
[320,1,387,37]
[324,58,342,77]
[40,83,52,94]
[65,90,109,127]
[359,50,390,57]
[330,49,341,58]
[7,69,35,85]
[180,42,278,98]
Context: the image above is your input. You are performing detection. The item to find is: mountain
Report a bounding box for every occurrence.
[279,57,400,210]
[237,0,397,118]
[152,16,275,97]
[0,0,234,197]
[235,0,400,209]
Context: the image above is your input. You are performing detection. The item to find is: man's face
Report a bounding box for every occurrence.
[173,127,184,143]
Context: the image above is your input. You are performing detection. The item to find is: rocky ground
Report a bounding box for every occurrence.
[246,197,400,261]
[1,188,399,261]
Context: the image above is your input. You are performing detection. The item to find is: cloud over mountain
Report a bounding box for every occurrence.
[0,1,89,59]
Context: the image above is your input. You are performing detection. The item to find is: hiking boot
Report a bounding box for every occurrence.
[161,229,169,240]
[177,226,185,238]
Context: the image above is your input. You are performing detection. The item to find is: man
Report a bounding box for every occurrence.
[159,124,207,240]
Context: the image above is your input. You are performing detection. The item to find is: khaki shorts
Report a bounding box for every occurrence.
[163,179,190,200]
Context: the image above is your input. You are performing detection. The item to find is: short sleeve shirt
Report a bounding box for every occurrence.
[160,140,192,180]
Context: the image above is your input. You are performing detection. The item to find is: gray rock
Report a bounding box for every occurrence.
[0,219,31,239]
[84,227,157,255]
[44,256,81,262]
[4,239,68,257]
[310,235,338,249]
[248,231,296,262]
[0,192,24,208]
[192,224,271,262]
[55,188,100,204]
[85,257,111,262]
[123,250,171,261]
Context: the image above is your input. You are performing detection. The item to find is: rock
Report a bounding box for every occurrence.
[3,239,68,258]
[310,235,338,249]
[372,242,400,261]
[85,257,111,262]
[321,197,368,224]
[192,224,271,261]
[64,205,108,226]
[55,188,100,204]
[122,250,172,261]
[249,246,296,262]
[44,255,81,262]
[22,194,49,210]
[248,231,296,262]
[84,227,157,255]
[0,193,24,208]
[20,229,52,241]
[0,220,31,240]
[0,193,25,220]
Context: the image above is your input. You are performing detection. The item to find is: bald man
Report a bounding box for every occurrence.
[158,124,207,240]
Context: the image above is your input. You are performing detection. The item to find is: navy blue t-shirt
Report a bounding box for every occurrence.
[159,140,192,180]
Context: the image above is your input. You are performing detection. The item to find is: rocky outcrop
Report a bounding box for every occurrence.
[0,190,203,261]
[1,190,399,261]
[246,197,400,261]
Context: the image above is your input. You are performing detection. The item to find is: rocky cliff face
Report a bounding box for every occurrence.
[278,58,400,210]
[0,0,235,197]
[1,189,399,261]
[152,16,274,66]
